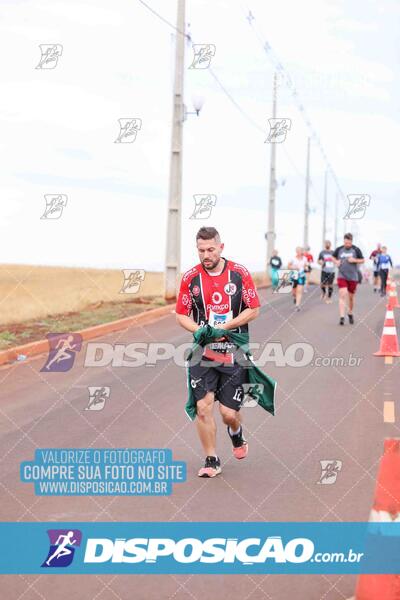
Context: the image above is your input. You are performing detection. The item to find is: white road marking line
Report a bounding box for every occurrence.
[384,401,395,423]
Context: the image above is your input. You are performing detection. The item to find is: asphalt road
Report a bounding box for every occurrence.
[0,282,398,599]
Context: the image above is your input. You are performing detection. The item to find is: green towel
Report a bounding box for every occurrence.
[185,324,277,421]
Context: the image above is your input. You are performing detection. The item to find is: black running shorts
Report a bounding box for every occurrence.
[188,359,247,411]
[321,272,335,285]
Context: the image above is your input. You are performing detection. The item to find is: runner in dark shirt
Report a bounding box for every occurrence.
[333,233,364,325]
[369,243,382,293]
[318,240,336,303]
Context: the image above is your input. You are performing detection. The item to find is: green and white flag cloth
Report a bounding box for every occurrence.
[185,325,277,421]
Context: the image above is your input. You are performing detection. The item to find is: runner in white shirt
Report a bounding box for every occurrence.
[288,247,308,311]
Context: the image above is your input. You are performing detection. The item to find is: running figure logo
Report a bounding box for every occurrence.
[114,118,142,143]
[189,195,217,220]
[242,383,264,407]
[276,270,295,294]
[36,44,63,69]
[119,269,146,294]
[41,529,82,568]
[317,460,343,485]
[265,118,291,143]
[41,333,82,372]
[188,44,216,69]
[233,384,264,408]
[344,194,371,219]
[41,194,67,220]
[85,386,110,411]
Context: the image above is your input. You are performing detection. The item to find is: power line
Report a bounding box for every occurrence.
[207,68,265,134]
[137,0,188,38]
[137,0,323,206]
[240,1,347,208]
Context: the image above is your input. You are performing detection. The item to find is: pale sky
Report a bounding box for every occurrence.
[0,0,398,271]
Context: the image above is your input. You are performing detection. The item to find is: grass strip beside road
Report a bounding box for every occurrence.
[0,297,166,351]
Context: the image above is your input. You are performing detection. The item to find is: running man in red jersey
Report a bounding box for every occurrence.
[176,227,260,478]
[303,246,314,290]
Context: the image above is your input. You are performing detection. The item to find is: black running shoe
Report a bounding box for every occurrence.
[198,455,221,478]
[339,317,345,326]
[227,426,248,459]
[348,314,354,324]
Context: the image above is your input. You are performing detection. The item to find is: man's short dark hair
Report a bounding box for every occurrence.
[344,232,353,241]
[196,227,220,242]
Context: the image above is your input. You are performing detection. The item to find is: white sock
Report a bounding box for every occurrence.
[229,425,241,436]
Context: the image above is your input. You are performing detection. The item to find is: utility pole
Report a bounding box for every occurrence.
[334,192,338,248]
[322,169,328,246]
[266,72,278,267]
[164,0,185,301]
[303,137,310,248]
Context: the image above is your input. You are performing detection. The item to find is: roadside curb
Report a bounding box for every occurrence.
[0,303,175,367]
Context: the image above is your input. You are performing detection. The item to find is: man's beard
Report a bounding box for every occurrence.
[201,257,221,271]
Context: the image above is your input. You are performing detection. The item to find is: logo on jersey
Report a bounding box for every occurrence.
[212,292,222,304]
[224,282,237,296]
[181,294,189,306]
[242,287,257,306]
[207,303,229,311]
[190,378,202,389]
[192,285,200,297]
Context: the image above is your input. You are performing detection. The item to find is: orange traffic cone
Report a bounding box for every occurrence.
[387,280,400,310]
[374,309,400,357]
[352,439,400,599]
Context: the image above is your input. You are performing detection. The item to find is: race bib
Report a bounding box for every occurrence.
[208,309,233,328]
[324,256,335,271]
[204,309,234,364]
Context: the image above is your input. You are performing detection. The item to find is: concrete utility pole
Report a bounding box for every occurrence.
[334,192,338,248]
[322,169,328,246]
[303,137,310,248]
[164,0,185,301]
[266,72,278,267]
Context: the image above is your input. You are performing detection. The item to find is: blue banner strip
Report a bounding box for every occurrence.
[2,522,400,574]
